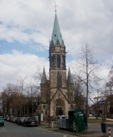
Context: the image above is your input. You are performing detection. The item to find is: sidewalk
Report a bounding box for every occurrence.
[78,131,107,137]
[53,128,108,137]
[39,122,108,137]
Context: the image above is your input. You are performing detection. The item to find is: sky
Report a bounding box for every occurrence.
[0,0,113,95]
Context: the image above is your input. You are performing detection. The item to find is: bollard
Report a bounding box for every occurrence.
[108,127,111,137]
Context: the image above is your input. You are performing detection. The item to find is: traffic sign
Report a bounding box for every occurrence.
[98,100,105,105]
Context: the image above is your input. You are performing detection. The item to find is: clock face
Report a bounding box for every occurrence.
[55,47,60,52]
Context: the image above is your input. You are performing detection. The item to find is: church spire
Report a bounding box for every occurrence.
[51,13,63,46]
[67,68,73,84]
[41,67,47,84]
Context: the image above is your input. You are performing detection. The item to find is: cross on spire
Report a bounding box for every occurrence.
[54,1,57,13]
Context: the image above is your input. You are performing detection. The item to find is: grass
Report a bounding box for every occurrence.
[39,122,57,128]
[88,118,102,123]
[40,123,49,127]
[88,117,113,123]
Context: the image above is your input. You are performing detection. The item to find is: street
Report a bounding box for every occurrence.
[1,121,113,137]
[0,121,76,137]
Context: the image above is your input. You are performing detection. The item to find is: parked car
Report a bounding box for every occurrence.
[6,116,13,122]
[0,116,4,126]
[17,117,26,125]
[11,117,18,123]
[9,117,13,122]
[22,117,38,127]
[6,116,10,121]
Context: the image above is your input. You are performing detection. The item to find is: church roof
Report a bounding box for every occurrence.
[51,13,63,46]
[41,67,47,84]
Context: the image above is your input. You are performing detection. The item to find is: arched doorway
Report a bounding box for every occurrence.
[55,99,64,116]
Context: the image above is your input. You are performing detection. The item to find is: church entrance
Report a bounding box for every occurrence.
[56,106,63,116]
[55,98,64,116]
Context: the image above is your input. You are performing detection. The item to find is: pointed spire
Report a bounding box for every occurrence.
[51,13,63,46]
[67,68,73,84]
[41,67,47,84]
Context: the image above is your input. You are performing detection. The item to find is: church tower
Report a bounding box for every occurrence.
[38,12,73,121]
[49,12,70,117]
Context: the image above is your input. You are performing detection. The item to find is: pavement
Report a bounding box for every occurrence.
[53,127,108,137]
[77,131,107,137]
[39,122,109,137]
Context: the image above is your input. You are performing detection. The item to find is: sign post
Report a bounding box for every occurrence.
[98,100,106,122]
[94,96,106,122]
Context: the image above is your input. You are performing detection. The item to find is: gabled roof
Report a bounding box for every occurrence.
[51,13,63,46]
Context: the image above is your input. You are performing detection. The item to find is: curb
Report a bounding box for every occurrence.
[38,126,107,137]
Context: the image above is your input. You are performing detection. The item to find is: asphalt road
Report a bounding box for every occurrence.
[88,122,113,133]
[0,121,77,137]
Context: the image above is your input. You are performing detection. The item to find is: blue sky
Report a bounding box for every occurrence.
[0,40,48,57]
[0,0,113,96]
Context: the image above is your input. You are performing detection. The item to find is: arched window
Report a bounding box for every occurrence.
[51,55,55,69]
[57,72,62,87]
[63,55,65,65]
[61,55,65,69]
[57,55,60,68]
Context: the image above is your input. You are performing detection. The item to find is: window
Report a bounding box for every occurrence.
[57,72,62,87]
[57,55,60,68]
[51,55,55,69]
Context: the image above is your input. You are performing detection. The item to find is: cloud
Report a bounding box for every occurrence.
[0,50,49,90]
[67,57,113,88]
[58,0,113,61]
[0,0,113,60]
[0,0,51,47]
[0,24,48,49]
[0,0,113,90]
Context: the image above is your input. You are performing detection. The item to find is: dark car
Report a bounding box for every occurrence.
[17,117,26,125]
[22,117,38,127]
[0,116,4,126]
[11,117,18,123]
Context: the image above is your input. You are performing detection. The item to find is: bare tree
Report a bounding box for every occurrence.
[101,65,113,118]
[1,83,15,115]
[75,45,100,129]
[16,77,27,116]
[1,83,26,116]
[73,77,85,109]
[25,78,40,116]
[105,65,113,95]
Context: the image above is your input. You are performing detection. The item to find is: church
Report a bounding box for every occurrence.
[38,12,73,121]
